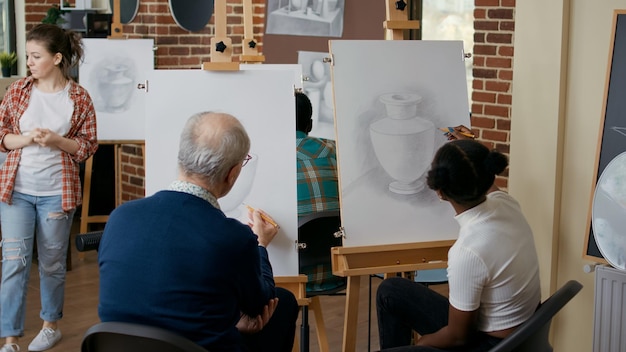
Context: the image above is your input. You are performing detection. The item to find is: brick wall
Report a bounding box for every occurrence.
[25,0,515,200]
[472,0,515,188]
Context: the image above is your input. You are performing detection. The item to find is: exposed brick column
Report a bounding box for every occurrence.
[473,0,515,188]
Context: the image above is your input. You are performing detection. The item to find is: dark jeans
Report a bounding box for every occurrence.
[241,287,299,352]
[376,277,502,352]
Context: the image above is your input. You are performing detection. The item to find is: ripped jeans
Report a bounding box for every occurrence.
[0,192,75,338]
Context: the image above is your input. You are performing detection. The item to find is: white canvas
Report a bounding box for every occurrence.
[240,63,303,89]
[80,38,154,141]
[144,69,298,276]
[330,40,471,247]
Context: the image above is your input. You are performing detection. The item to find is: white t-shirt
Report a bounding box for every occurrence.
[447,191,541,332]
[15,84,73,196]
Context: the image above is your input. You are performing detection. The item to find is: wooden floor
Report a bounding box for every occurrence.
[13,228,448,352]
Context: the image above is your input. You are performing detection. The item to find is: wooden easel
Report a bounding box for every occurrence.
[240,0,265,64]
[200,2,309,351]
[79,141,145,260]
[108,0,124,39]
[78,3,134,259]
[331,241,452,352]
[383,0,420,40]
[202,0,240,71]
[329,2,443,352]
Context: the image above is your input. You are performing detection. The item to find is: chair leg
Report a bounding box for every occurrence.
[309,296,330,352]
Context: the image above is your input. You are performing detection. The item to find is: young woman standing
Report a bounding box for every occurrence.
[0,24,98,352]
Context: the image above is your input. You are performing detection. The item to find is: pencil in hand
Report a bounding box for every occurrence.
[439,127,475,139]
[245,205,279,229]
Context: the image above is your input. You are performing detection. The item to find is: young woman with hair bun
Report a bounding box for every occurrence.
[376,131,541,351]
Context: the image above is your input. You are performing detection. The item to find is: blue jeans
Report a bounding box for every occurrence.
[376,277,502,351]
[0,192,75,338]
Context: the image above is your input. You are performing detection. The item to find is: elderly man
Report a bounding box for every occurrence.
[98,112,299,352]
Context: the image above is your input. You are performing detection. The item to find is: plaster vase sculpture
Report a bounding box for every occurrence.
[220,153,258,220]
[369,93,435,194]
[290,0,308,12]
[97,62,134,113]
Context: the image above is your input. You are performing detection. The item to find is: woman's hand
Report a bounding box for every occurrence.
[446,125,475,141]
[32,128,61,148]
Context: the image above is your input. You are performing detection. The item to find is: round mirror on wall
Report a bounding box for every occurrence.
[592,151,626,270]
[169,0,215,32]
[109,0,139,24]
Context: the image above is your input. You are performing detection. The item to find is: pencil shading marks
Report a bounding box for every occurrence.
[220,153,259,221]
[330,40,471,247]
[611,126,626,137]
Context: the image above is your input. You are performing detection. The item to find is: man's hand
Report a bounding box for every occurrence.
[248,208,278,248]
[236,298,279,334]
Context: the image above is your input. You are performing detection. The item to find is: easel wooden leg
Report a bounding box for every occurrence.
[342,275,361,352]
[78,155,94,261]
[310,295,330,352]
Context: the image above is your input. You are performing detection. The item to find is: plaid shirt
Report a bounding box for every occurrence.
[296,131,340,218]
[0,76,98,211]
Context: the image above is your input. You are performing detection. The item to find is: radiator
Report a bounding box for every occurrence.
[594,265,626,352]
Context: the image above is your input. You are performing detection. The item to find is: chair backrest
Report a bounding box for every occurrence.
[297,210,346,295]
[81,322,208,352]
[488,280,583,352]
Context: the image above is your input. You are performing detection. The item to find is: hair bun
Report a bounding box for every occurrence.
[484,150,509,176]
[428,166,451,190]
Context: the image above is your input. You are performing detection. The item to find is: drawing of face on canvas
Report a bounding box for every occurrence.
[329,40,471,247]
[298,50,335,140]
[80,38,154,141]
[219,153,259,222]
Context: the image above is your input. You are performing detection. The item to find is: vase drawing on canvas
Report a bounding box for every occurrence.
[93,57,136,113]
[369,93,435,195]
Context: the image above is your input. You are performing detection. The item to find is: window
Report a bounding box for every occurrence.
[0,0,16,69]
[409,0,475,101]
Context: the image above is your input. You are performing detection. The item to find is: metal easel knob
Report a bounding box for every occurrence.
[334,227,346,239]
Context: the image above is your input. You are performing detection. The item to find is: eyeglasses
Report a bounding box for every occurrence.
[242,154,252,167]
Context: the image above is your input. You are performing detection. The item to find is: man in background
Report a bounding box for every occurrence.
[296,92,345,293]
[296,91,340,218]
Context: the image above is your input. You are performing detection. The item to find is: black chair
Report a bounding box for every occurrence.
[488,280,583,352]
[81,321,208,352]
[297,210,346,352]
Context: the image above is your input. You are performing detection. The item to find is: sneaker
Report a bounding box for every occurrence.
[0,344,20,352]
[28,328,61,351]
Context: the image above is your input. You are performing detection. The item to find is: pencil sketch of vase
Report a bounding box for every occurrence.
[220,153,258,220]
[369,93,435,195]
[95,60,135,113]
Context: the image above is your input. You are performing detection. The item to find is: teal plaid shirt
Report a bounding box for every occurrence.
[296,131,340,218]
[297,131,344,292]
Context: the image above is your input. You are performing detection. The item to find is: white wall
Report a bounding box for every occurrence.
[15,0,25,76]
[510,1,626,351]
